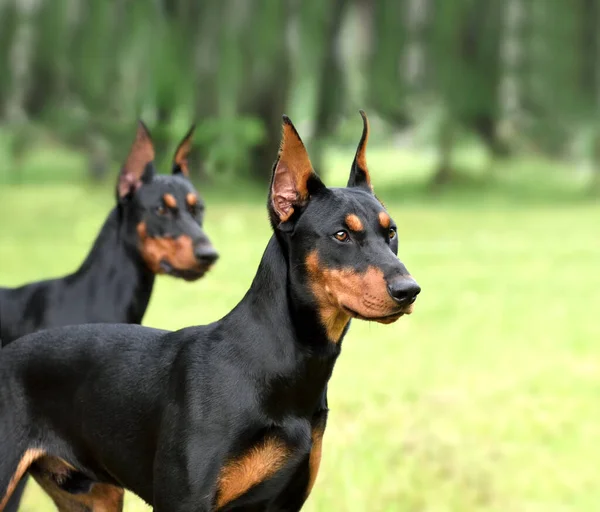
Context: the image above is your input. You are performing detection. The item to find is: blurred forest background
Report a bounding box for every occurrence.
[0,0,600,192]
[2,1,600,511]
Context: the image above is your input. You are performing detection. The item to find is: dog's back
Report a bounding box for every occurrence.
[1,323,175,499]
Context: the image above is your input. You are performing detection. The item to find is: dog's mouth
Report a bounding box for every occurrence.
[159,261,212,282]
[342,301,414,324]
[341,305,410,324]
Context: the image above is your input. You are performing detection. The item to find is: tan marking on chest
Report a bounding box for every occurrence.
[306,425,325,498]
[0,448,46,510]
[216,438,290,510]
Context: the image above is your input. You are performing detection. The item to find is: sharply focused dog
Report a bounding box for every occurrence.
[0,112,419,511]
[0,121,217,511]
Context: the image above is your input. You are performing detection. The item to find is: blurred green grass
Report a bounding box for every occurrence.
[2,150,599,511]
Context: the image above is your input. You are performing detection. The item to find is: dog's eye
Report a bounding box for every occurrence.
[187,204,196,216]
[155,205,168,216]
[388,227,397,240]
[334,230,349,242]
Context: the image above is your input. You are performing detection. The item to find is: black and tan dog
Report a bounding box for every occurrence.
[0,121,217,511]
[0,112,419,511]
[0,121,217,346]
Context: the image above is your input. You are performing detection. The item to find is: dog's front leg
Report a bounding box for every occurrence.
[152,436,224,512]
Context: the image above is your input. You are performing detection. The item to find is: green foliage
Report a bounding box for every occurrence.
[1,0,600,185]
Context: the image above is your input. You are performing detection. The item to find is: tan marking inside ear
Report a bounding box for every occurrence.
[186,193,197,207]
[118,122,155,198]
[163,193,177,208]
[351,110,373,190]
[306,424,325,499]
[356,113,370,178]
[271,118,315,222]
[0,449,46,510]
[216,438,290,509]
[30,461,124,512]
[173,125,195,176]
[305,251,409,342]
[345,214,364,232]
[137,222,205,275]
[378,212,390,229]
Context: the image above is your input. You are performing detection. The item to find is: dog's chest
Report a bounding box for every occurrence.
[215,412,327,510]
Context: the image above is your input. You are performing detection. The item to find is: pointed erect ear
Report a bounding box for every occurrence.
[117,121,155,199]
[173,124,196,177]
[270,116,324,224]
[347,110,373,192]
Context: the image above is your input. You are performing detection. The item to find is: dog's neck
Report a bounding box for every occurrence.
[224,234,342,416]
[68,207,155,324]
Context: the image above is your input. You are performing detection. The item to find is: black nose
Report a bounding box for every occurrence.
[194,245,219,266]
[387,277,421,305]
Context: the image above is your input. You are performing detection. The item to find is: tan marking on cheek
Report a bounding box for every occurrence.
[186,193,197,207]
[163,193,177,208]
[378,211,390,229]
[0,449,46,510]
[216,438,290,509]
[305,252,351,342]
[306,424,325,498]
[305,251,409,341]
[345,214,364,232]
[137,222,201,273]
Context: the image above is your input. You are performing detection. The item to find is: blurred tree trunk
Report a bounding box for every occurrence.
[190,1,225,179]
[368,0,411,128]
[311,0,349,174]
[499,0,524,147]
[5,0,40,123]
[459,0,507,157]
[580,0,600,191]
[0,2,19,119]
[432,114,455,186]
[405,0,429,93]
[237,0,292,182]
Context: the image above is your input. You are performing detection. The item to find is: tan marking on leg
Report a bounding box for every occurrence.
[378,211,390,229]
[216,438,290,510]
[32,463,124,512]
[0,448,46,511]
[345,214,364,232]
[163,193,177,208]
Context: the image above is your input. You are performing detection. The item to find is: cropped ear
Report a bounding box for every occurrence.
[172,124,195,177]
[269,116,324,224]
[347,110,373,192]
[117,121,155,199]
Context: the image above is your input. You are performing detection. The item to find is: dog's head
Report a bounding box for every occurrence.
[268,112,420,342]
[117,122,217,281]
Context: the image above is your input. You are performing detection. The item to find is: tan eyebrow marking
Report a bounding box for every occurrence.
[163,193,177,208]
[345,214,364,232]
[378,212,390,229]
[186,193,197,207]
